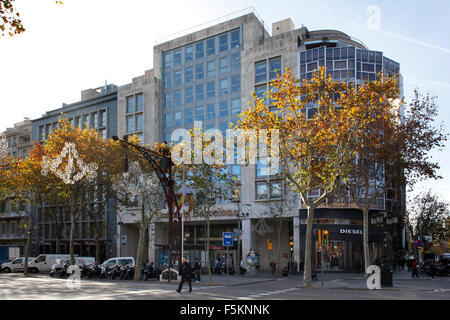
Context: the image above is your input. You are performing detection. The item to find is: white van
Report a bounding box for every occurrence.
[54,257,96,267]
[1,257,35,273]
[100,257,135,267]
[28,254,73,273]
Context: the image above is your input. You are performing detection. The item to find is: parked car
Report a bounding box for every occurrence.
[437,253,450,276]
[27,254,74,273]
[0,257,35,273]
[100,257,135,268]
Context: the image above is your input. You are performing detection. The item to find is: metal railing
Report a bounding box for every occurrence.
[154,7,271,46]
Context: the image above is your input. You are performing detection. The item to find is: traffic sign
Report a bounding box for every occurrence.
[222,232,234,246]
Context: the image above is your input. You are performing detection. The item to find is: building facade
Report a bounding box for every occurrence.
[114,10,405,273]
[30,84,119,262]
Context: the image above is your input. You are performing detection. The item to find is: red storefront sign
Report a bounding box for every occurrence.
[209,246,225,250]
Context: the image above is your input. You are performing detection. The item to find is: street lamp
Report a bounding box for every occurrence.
[113,136,182,282]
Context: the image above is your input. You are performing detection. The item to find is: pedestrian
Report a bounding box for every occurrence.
[412,260,419,278]
[193,258,201,283]
[270,260,276,275]
[177,258,193,293]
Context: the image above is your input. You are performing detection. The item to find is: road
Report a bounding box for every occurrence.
[0,273,449,300]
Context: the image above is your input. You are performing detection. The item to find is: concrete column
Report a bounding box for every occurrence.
[293,216,301,272]
[241,218,256,269]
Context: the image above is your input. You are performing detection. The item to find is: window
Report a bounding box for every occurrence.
[207,81,215,98]
[255,85,267,104]
[219,78,228,95]
[185,67,193,83]
[174,112,182,127]
[269,57,281,80]
[174,70,182,86]
[164,52,172,68]
[255,61,267,83]
[207,104,215,120]
[126,96,134,113]
[195,42,204,59]
[185,87,193,103]
[231,30,240,48]
[219,57,228,74]
[9,222,16,234]
[256,158,269,178]
[185,46,193,62]
[0,223,6,234]
[174,90,182,106]
[207,38,215,55]
[101,111,107,127]
[231,75,240,93]
[335,61,347,70]
[165,92,172,108]
[185,109,193,124]
[136,113,143,131]
[195,84,204,101]
[136,93,143,112]
[196,64,204,80]
[219,101,228,117]
[173,49,182,66]
[207,61,215,78]
[127,116,134,133]
[363,63,375,72]
[165,114,172,128]
[164,73,172,88]
[231,53,240,70]
[256,182,268,200]
[231,98,241,115]
[219,34,228,52]
[307,62,318,72]
[195,106,204,121]
[270,181,281,198]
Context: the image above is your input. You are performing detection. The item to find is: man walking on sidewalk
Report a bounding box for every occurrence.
[193,258,201,283]
[177,258,193,293]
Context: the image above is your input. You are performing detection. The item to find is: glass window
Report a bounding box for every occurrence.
[219,57,228,74]
[207,81,215,98]
[231,75,240,93]
[195,106,204,121]
[136,93,143,112]
[269,57,282,80]
[165,92,172,108]
[255,61,267,83]
[334,61,347,69]
[207,104,215,120]
[255,85,267,104]
[219,101,228,117]
[195,42,204,59]
[219,34,228,52]
[231,53,240,70]
[174,111,182,127]
[207,38,215,55]
[185,46,193,62]
[185,87,193,103]
[127,116,134,133]
[270,181,281,198]
[165,114,172,128]
[256,158,269,177]
[126,96,134,113]
[196,64,204,80]
[219,78,228,96]
[196,84,204,101]
[164,73,172,88]
[164,52,172,68]
[307,62,318,72]
[173,49,182,66]
[256,182,268,200]
[231,98,241,115]
[174,90,182,106]
[93,113,98,129]
[185,109,193,124]
[174,70,182,86]
[102,111,107,128]
[136,113,143,131]
[231,30,240,48]
[185,67,193,83]
[363,63,374,72]
[207,61,215,78]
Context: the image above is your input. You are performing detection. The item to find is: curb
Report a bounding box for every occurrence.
[297,285,440,292]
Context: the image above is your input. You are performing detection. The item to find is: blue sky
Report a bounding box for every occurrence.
[0,0,448,201]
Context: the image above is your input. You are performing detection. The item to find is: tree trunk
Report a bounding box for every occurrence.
[363,207,370,277]
[134,202,146,281]
[276,214,282,276]
[95,218,100,264]
[207,215,211,282]
[303,205,315,287]
[23,208,33,276]
[55,212,62,254]
[69,214,76,265]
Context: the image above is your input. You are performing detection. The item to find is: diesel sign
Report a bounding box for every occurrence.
[340,229,363,235]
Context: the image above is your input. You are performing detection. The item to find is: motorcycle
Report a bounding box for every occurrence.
[119,264,135,280]
[50,259,71,278]
[142,262,160,281]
